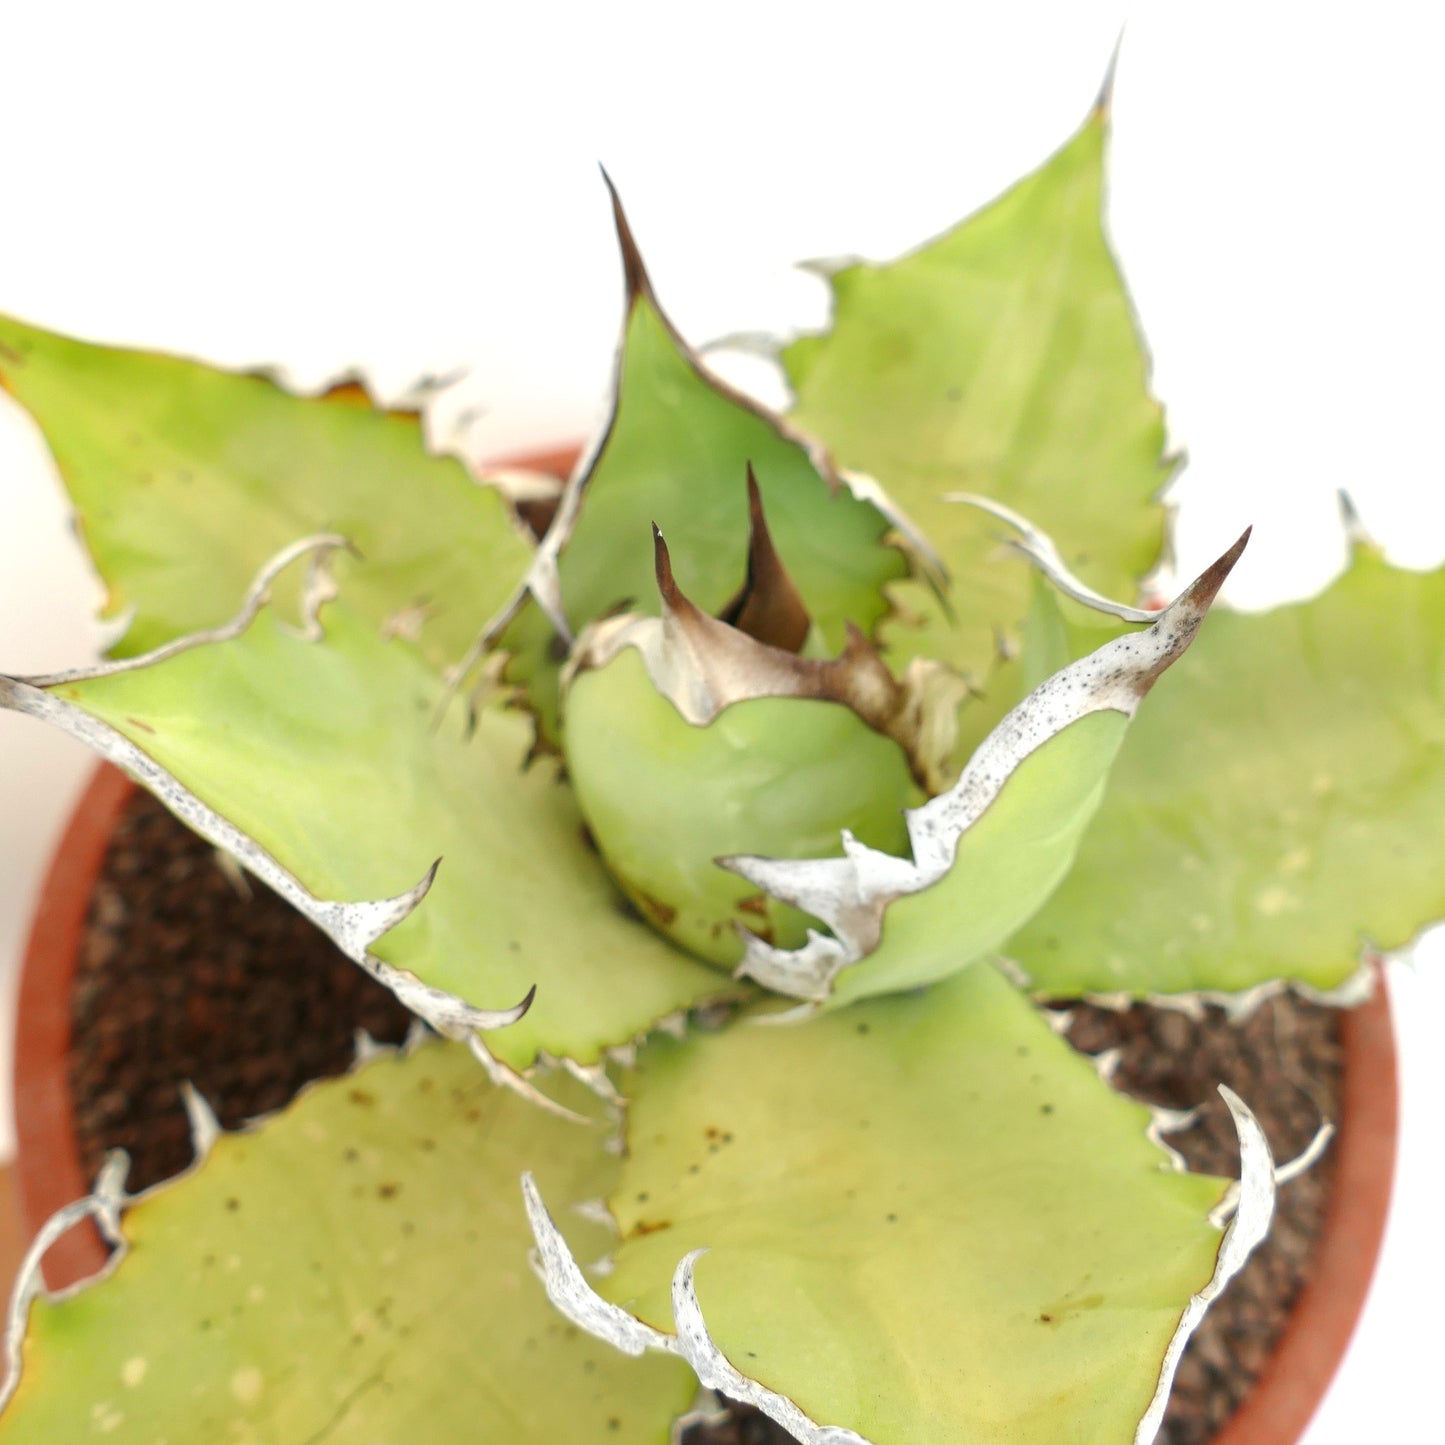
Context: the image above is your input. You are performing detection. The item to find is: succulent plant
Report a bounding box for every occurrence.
[0,87,1441,1445]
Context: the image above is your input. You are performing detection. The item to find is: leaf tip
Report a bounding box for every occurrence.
[652,522,679,605]
[1184,525,1251,614]
[1337,488,1384,558]
[720,464,811,651]
[600,167,654,307]
[1093,28,1125,122]
[516,981,539,1019]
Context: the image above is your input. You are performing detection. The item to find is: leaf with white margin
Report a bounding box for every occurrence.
[499,181,916,744]
[559,520,939,969]
[527,962,1273,1445]
[1013,545,1445,997]
[0,1045,695,1443]
[724,531,1249,1006]
[563,650,916,969]
[0,312,535,668]
[783,99,1171,684]
[0,561,728,1070]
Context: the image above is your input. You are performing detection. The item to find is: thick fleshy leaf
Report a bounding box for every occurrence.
[783,104,1170,682]
[564,647,915,967]
[3,598,725,1068]
[1013,548,1445,996]
[503,193,909,739]
[0,313,533,667]
[0,1046,695,1442]
[723,536,1245,1006]
[546,964,1240,1444]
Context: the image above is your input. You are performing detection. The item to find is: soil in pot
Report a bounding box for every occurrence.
[67,790,1342,1445]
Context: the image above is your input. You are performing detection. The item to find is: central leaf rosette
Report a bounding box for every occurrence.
[562,474,1250,1003]
[560,472,949,969]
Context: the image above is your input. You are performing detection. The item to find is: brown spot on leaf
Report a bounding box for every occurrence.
[635,889,677,927]
[626,1218,673,1239]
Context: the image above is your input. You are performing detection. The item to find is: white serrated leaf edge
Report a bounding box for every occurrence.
[723,530,1250,1001]
[945,492,1164,622]
[0,537,535,1044]
[524,1082,1276,1445]
[0,1029,437,1416]
[1135,1086,1277,1444]
[1013,949,1380,1024]
[0,1153,131,1415]
[521,1174,871,1445]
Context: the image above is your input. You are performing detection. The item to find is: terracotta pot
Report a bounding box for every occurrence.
[1210,966,1398,1443]
[12,771,1401,1439]
[13,761,132,1289]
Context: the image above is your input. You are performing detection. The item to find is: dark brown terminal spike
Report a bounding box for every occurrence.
[1132,526,1252,700]
[600,165,655,308]
[651,522,684,610]
[632,520,936,785]
[651,521,725,636]
[718,465,812,653]
[1192,525,1251,597]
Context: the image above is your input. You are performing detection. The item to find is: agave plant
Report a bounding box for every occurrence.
[0,91,1440,1445]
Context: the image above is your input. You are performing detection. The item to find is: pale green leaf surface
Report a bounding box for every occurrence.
[0,314,533,668]
[600,964,1227,1444]
[0,1046,694,1443]
[1013,552,1445,994]
[784,108,1169,681]
[563,647,915,967]
[54,604,726,1067]
[724,529,1252,1008]
[504,295,907,736]
[830,708,1126,1007]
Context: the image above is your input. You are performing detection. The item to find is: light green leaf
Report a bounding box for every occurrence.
[784,104,1170,682]
[0,313,533,668]
[725,538,1244,1006]
[564,964,1233,1444]
[503,193,909,739]
[1013,549,1445,995]
[563,647,914,967]
[4,598,726,1068]
[0,1046,694,1443]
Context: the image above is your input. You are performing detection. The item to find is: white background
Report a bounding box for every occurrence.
[0,2,1440,1439]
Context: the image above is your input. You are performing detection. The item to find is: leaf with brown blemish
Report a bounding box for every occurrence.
[0,312,533,671]
[527,963,1244,1445]
[0,1047,694,1443]
[725,532,1248,1005]
[562,528,918,968]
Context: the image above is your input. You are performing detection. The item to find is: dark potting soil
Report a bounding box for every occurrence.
[69,790,415,1190]
[69,790,1343,1445]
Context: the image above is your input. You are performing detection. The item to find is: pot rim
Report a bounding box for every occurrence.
[11,761,1400,1442]
[13,759,133,1290]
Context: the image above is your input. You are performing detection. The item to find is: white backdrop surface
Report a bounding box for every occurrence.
[0,3,1440,1440]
